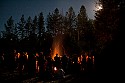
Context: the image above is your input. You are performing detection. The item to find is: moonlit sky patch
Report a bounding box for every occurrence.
[0,0,96,31]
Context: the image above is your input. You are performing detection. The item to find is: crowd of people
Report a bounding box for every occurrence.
[0,49,94,81]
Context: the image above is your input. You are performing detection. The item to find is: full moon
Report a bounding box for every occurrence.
[96,5,102,11]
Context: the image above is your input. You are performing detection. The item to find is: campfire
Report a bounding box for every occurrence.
[51,34,63,60]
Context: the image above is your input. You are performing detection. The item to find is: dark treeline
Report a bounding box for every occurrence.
[94,0,125,82]
[0,0,124,58]
[0,5,95,55]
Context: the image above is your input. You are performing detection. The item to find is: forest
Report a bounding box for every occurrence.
[0,0,125,82]
[0,0,124,57]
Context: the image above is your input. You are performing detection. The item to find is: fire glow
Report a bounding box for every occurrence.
[51,35,63,60]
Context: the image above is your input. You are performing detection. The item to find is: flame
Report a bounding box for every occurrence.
[86,56,88,62]
[25,52,28,60]
[36,61,39,72]
[78,57,81,64]
[17,53,20,58]
[52,44,62,60]
[78,55,83,64]
[51,35,63,60]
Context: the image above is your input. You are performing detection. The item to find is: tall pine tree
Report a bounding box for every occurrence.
[94,0,120,52]
[38,12,45,38]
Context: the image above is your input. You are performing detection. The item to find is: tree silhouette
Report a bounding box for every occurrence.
[38,12,45,38]
[76,5,89,51]
[94,0,120,53]
[94,0,125,81]
[4,16,15,39]
[32,15,38,35]
[25,16,33,38]
[46,12,53,35]
[17,15,26,40]
[66,7,76,37]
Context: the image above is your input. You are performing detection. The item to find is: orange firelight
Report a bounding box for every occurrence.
[51,35,63,60]
[86,56,88,62]
[17,53,20,58]
[52,45,62,60]
[36,61,39,72]
[92,56,94,64]
[25,52,28,60]
[78,57,81,64]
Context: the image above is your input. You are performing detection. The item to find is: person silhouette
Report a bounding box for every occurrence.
[54,54,61,69]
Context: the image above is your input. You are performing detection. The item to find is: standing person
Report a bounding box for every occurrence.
[87,57,93,73]
[27,50,36,77]
[18,52,24,80]
[24,52,28,73]
[39,52,46,80]
[61,54,68,74]
[81,53,87,71]
[14,50,18,71]
[45,55,53,80]
[6,49,15,72]
[54,54,61,69]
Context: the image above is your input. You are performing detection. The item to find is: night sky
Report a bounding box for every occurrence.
[0,0,96,31]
